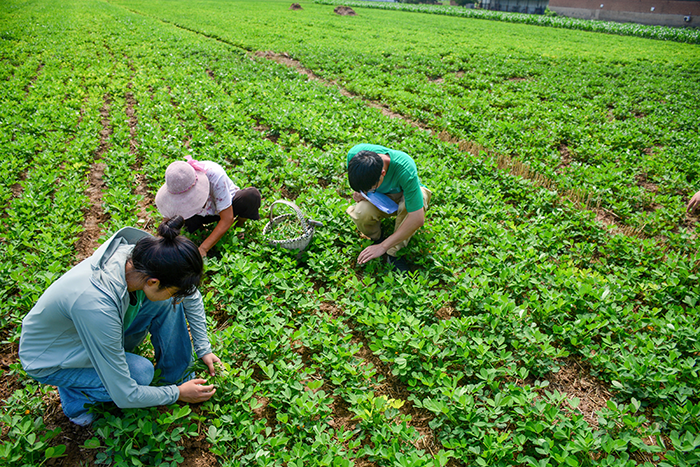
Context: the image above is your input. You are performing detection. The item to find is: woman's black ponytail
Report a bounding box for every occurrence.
[130,216,203,298]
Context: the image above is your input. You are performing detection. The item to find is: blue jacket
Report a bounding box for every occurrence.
[19,227,212,408]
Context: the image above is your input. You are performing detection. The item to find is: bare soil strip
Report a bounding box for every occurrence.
[23,62,44,96]
[0,344,21,411]
[125,87,154,230]
[75,94,112,262]
[540,357,613,430]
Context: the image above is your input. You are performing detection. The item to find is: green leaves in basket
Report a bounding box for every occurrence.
[265,215,305,241]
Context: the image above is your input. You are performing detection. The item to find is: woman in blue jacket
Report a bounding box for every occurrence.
[19,217,221,426]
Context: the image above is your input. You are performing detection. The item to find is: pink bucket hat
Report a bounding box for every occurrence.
[155,161,210,220]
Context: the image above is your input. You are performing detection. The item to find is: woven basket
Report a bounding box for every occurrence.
[263,200,322,253]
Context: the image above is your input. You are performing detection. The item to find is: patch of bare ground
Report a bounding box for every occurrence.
[125,90,139,155]
[594,207,620,229]
[180,432,219,467]
[254,51,318,80]
[23,63,44,96]
[558,143,571,171]
[635,172,659,195]
[334,6,356,16]
[125,55,136,74]
[327,390,356,431]
[252,396,278,429]
[75,95,112,262]
[0,344,21,405]
[435,305,456,320]
[279,184,298,201]
[43,396,100,467]
[167,85,179,108]
[253,121,280,144]
[3,174,27,220]
[125,89,153,230]
[204,294,232,332]
[539,357,612,430]
[10,182,26,198]
[320,301,344,320]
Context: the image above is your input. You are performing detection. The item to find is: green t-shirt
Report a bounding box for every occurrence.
[123,290,145,331]
[347,144,425,213]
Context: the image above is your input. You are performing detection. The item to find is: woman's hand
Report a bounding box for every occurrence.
[177,379,216,403]
[688,190,700,213]
[201,352,221,376]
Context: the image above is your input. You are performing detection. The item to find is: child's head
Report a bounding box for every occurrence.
[130,216,203,300]
[155,160,210,219]
[348,150,383,193]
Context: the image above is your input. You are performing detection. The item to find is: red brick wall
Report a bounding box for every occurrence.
[549,0,700,15]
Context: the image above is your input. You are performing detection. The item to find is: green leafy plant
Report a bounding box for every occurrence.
[85,405,197,466]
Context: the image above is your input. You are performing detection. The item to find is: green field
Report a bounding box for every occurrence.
[1,0,699,466]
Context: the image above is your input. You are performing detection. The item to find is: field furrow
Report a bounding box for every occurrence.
[1,1,699,466]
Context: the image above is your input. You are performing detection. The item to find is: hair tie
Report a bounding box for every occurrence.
[185,155,207,172]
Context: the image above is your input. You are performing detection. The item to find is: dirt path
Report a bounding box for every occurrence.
[75,94,112,262]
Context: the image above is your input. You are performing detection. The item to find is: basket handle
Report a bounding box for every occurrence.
[268,199,306,225]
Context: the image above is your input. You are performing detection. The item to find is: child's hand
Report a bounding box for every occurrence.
[201,352,221,376]
[178,379,216,403]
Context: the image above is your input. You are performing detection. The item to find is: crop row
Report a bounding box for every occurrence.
[314,0,700,44]
[1,0,699,466]
[111,0,700,243]
[0,4,119,463]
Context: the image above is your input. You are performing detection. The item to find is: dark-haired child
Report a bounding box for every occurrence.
[19,217,221,426]
[345,143,432,272]
[156,157,261,258]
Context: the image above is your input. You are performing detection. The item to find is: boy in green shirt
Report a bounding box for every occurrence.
[346,143,432,272]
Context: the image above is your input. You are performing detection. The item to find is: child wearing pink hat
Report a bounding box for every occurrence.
[156,157,261,257]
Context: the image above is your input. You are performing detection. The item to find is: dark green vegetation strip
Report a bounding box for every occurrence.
[314,0,700,44]
[1,0,699,466]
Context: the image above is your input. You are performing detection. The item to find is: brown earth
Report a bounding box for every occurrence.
[75,95,112,262]
[334,6,357,16]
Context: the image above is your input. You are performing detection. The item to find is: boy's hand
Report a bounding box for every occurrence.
[358,244,387,264]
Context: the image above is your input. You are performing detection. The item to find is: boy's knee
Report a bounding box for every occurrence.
[347,201,378,221]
